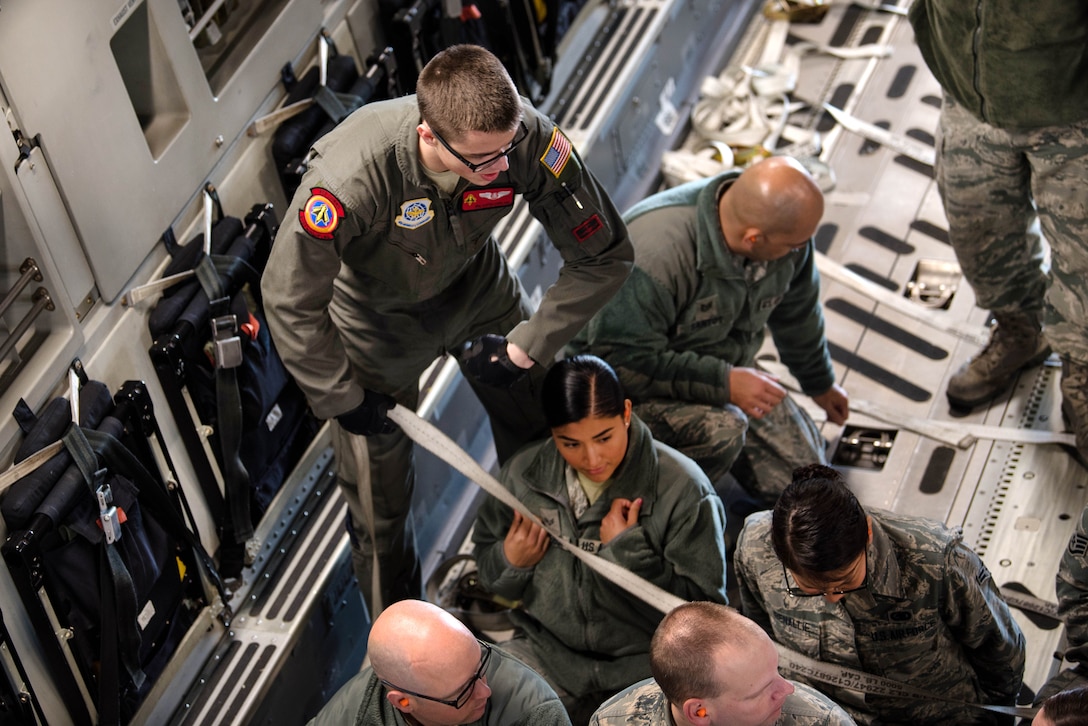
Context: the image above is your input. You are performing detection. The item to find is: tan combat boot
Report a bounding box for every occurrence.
[946,310,1051,410]
[1061,358,1088,463]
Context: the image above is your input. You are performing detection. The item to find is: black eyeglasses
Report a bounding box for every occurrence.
[381,640,492,709]
[781,556,868,598]
[431,122,529,172]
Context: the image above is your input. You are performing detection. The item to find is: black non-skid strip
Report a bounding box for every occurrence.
[858,224,915,255]
[909,219,950,245]
[828,341,931,402]
[824,298,949,360]
[175,639,242,725]
[918,445,955,494]
[887,64,916,99]
[815,223,838,255]
[223,644,277,724]
[893,154,934,178]
[906,127,934,147]
[829,3,864,47]
[845,263,899,291]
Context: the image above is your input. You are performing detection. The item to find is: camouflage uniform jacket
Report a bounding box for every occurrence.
[909,0,1088,129]
[262,95,633,419]
[735,509,1026,725]
[569,172,834,406]
[1058,502,1088,662]
[306,644,571,726]
[589,677,857,725]
[472,416,729,697]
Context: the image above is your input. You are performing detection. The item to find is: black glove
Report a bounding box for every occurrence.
[336,389,397,436]
[460,334,528,387]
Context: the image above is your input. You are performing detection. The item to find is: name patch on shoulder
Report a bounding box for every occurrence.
[572,214,603,242]
[299,187,344,240]
[462,187,514,211]
[395,198,435,229]
[540,127,573,178]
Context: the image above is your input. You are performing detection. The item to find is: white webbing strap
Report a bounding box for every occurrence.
[389,405,1036,716]
[0,440,63,492]
[757,360,1076,449]
[849,397,1077,449]
[348,433,384,617]
[814,254,991,347]
[387,406,685,615]
[774,645,1037,719]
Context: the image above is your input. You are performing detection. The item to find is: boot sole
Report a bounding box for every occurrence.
[945,347,1052,411]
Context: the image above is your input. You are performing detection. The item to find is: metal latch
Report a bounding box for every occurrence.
[96,480,122,544]
[212,313,243,369]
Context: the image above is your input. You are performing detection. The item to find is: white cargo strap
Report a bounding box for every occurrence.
[822,103,936,166]
[758,360,1076,449]
[0,440,63,492]
[347,432,385,618]
[387,406,685,616]
[391,407,1039,717]
[814,254,991,347]
[850,397,1076,449]
[774,645,1036,719]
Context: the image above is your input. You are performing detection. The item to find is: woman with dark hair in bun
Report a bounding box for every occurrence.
[473,354,728,724]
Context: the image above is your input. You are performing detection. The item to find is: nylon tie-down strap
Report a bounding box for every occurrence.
[387,405,1039,719]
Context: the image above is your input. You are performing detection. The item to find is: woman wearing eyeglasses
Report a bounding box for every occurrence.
[734,464,1026,725]
[473,355,729,724]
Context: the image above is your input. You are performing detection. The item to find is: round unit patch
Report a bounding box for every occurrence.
[299,187,344,240]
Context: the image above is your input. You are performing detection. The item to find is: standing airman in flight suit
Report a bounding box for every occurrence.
[262,44,633,614]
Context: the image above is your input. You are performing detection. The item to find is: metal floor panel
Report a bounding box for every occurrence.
[721,1,1088,693]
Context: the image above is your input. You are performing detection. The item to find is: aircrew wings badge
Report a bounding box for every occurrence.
[299,187,344,240]
[540,127,572,178]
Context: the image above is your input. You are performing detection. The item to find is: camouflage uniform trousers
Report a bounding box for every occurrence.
[589,677,857,725]
[936,93,1088,365]
[635,392,826,507]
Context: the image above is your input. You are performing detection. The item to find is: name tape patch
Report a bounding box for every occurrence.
[572,214,603,242]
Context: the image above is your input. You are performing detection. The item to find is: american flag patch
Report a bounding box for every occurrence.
[540,127,572,178]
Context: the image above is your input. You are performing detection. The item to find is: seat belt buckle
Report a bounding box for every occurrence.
[96,481,123,544]
[211,313,243,369]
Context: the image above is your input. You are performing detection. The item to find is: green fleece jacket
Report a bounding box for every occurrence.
[570,172,835,406]
[306,646,571,726]
[909,0,1088,129]
[472,416,728,697]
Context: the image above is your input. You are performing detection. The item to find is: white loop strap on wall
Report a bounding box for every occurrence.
[387,406,685,616]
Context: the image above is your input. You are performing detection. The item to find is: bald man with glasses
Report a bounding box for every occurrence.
[734,465,1026,725]
[308,599,571,725]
